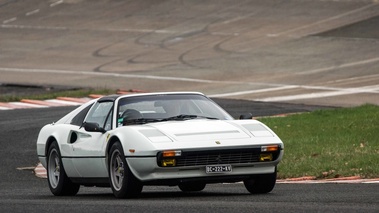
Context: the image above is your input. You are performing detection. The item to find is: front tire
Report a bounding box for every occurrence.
[47,142,80,196]
[244,169,277,194]
[109,142,143,198]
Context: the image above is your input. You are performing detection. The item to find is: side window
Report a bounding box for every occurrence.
[85,101,114,130]
[70,104,94,126]
[104,109,113,131]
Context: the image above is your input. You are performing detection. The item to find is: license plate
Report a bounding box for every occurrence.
[206,164,232,174]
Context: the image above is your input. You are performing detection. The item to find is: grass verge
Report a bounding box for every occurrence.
[259,104,379,179]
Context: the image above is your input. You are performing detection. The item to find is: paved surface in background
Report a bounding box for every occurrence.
[1,0,379,107]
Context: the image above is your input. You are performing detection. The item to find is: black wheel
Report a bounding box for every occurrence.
[178,183,206,192]
[243,169,277,194]
[47,142,80,196]
[109,142,143,198]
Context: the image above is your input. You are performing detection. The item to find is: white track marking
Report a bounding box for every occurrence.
[10,102,47,108]
[1,24,180,34]
[45,99,82,106]
[1,24,68,30]
[105,28,177,34]
[256,85,379,102]
[50,0,64,7]
[0,67,217,83]
[297,84,379,92]
[364,180,379,183]
[326,73,379,84]
[297,57,379,75]
[25,9,40,16]
[209,86,299,98]
[3,17,17,24]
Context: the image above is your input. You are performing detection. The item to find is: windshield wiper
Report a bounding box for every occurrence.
[196,115,219,120]
[123,115,219,125]
[123,118,162,125]
[164,114,197,121]
[164,114,219,121]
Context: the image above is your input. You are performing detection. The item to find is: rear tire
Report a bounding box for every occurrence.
[244,169,277,194]
[178,183,206,192]
[109,142,143,198]
[47,142,80,196]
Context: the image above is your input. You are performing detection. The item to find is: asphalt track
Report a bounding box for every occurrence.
[1,0,379,107]
[1,106,378,213]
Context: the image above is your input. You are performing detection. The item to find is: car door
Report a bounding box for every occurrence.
[67,100,114,178]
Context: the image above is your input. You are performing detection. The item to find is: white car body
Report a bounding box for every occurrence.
[36,92,284,198]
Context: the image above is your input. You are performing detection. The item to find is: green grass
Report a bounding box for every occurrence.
[259,104,379,179]
[0,88,117,102]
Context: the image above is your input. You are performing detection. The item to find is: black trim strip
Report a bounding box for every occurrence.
[126,155,155,158]
[62,156,106,159]
[60,155,155,159]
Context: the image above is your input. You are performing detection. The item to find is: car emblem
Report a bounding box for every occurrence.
[215,141,221,144]
[215,155,223,164]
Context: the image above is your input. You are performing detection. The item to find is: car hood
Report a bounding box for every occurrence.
[143,119,274,142]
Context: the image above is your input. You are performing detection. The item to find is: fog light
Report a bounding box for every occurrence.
[259,153,273,162]
[162,159,176,167]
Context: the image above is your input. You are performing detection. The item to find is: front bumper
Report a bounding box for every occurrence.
[126,156,281,184]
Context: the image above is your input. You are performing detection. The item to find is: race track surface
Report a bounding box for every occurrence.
[1,0,379,107]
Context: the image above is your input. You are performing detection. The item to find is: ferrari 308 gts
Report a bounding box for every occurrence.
[36,92,284,198]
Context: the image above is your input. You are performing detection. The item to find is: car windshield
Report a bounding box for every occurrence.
[117,94,233,127]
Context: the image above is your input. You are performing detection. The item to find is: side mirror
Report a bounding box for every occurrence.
[82,122,106,133]
[239,113,253,120]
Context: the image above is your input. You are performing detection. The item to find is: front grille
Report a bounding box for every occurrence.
[156,146,282,167]
[175,148,262,167]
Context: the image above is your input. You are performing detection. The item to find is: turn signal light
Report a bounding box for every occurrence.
[162,150,182,157]
[261,145,279,152]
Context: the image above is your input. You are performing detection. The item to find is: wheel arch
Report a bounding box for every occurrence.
[45,136,58,156]
[105,135,142,180]
[105,136,121,169]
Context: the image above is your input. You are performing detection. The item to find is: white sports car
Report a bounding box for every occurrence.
[36,92,284,198]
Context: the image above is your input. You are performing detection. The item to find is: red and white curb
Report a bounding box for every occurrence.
[0,89,146,110]
[0,97,90,110]
[32,163,379,183]
[277,176,379,184]
[34,163,47,179]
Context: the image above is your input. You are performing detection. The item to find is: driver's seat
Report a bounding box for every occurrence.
[121,109,142,125]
